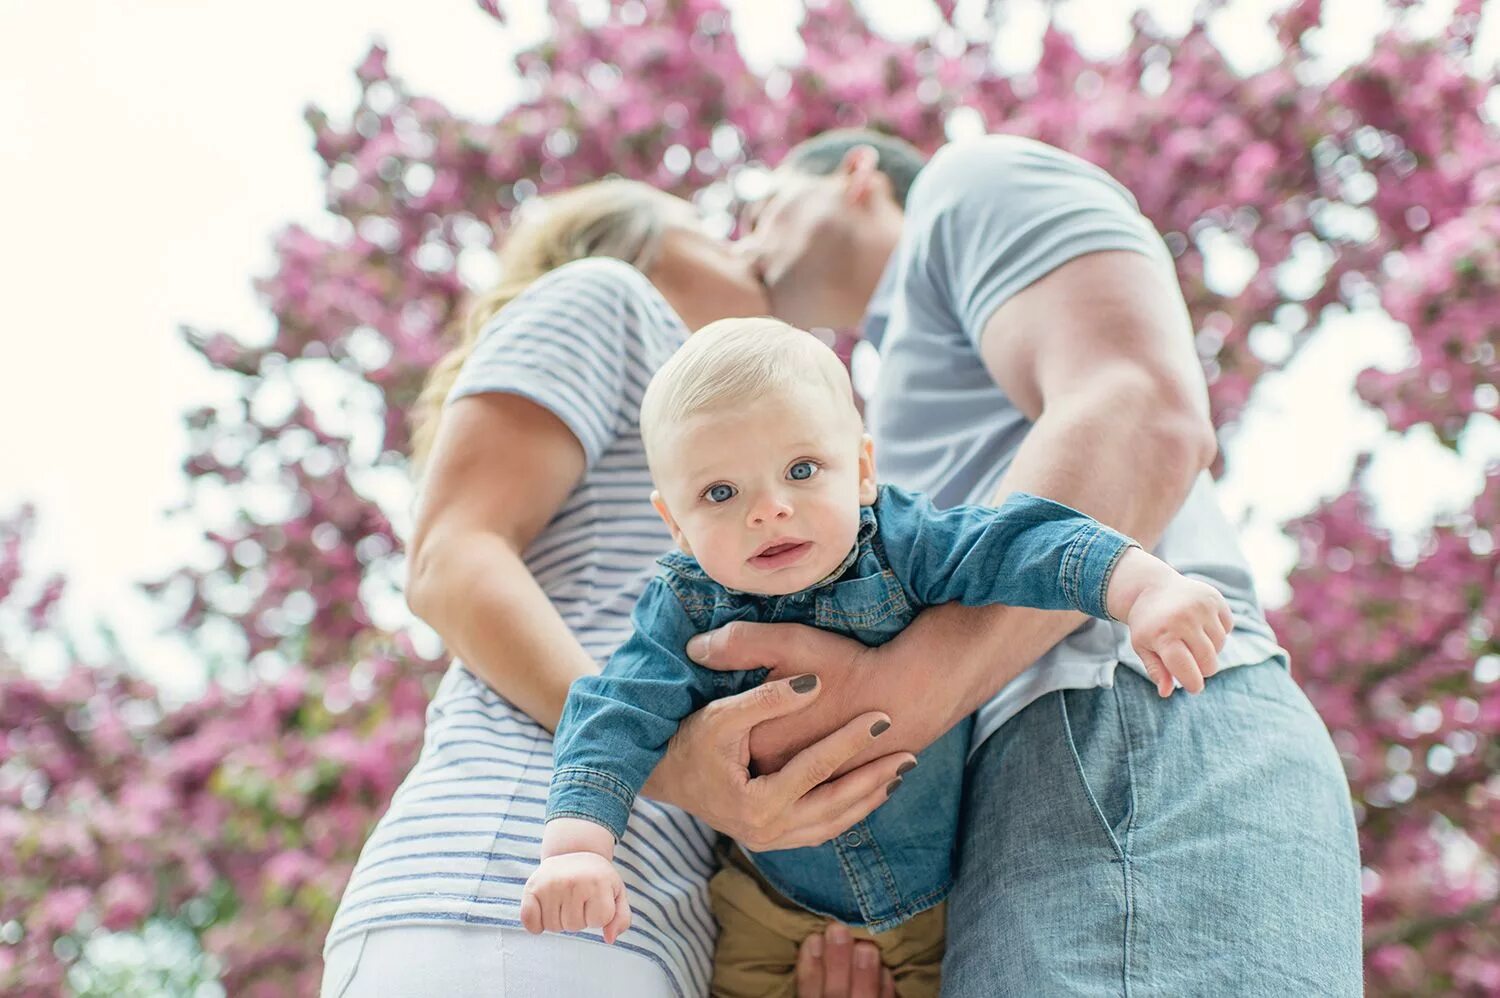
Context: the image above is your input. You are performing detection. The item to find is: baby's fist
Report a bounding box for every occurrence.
[520,852,632,943]
[1125,574,1233,696]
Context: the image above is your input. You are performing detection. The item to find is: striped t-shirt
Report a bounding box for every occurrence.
[324,258,717,997]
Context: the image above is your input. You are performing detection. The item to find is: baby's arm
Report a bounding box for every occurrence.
[879,488,1230,695]
[524,577,717,941]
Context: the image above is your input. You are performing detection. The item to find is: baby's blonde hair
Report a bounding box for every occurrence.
[639,318,859,469]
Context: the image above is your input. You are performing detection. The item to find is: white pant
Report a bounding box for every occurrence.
[320,923,678,997]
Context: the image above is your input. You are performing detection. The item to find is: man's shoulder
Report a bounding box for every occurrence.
[908,134,1134,221]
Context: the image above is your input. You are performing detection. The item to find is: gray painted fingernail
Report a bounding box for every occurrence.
[869,720,890,736]
[896,761,916,776]
[790,675,818,693]
[886,778,903,796]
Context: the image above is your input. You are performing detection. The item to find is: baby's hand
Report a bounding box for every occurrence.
[1107,548,1234,697]
[520,852,632,943]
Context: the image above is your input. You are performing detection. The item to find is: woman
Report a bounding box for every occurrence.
[320,180,913,997]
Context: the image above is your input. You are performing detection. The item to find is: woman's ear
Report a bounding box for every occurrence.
[651,490,693,555]
[857,434,878,505]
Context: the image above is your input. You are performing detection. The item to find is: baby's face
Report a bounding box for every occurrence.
[651,383,877,596]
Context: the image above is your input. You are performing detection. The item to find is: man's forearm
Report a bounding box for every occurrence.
[892,389,1213,720]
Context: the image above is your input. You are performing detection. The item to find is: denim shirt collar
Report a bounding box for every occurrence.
[657,501,880,596]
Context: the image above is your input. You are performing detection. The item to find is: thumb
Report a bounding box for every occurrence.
[687,620,805,672]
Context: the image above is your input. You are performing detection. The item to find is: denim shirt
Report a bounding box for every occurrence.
[548,485,1134,931]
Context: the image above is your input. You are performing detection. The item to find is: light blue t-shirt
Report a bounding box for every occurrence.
[862,135,1287,751]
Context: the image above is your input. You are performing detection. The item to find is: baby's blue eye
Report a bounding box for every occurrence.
[788,461,817,481]
[705,483,737,503]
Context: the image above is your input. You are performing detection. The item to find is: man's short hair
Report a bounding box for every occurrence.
[781,129,929,209]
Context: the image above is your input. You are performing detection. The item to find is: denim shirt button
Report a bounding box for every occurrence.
[842,830,863,847]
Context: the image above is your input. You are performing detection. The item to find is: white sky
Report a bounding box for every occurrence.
[2,0,1496,695]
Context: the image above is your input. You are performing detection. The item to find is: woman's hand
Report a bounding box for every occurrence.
[796,926,896,998]
[684,620,970,778]
[641,675,915,852]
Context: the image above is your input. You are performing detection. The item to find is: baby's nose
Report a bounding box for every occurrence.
[748,494,793,525]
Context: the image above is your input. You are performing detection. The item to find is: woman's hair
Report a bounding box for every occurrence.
[409,178,682,468]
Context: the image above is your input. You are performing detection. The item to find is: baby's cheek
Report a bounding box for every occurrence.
[697,547,746,590]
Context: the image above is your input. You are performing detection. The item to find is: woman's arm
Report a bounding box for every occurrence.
[405,391,594,730]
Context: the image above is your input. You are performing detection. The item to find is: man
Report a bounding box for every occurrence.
[692,130,1362,995]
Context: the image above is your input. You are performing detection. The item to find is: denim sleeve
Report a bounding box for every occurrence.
[547,577,718,839]
[877,487,1137,621]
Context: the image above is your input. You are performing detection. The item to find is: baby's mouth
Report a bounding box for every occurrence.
[748,540,812,569]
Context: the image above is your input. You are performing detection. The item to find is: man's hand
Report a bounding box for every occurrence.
[685,621,964,778]
[641,673,915,851]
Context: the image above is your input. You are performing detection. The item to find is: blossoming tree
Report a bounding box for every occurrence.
[2,0,1496,993]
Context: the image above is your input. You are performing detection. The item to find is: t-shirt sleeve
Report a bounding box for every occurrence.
[446,257,651,468]
[908,136,1169,347]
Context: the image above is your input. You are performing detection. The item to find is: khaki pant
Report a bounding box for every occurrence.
[708,845,945,998]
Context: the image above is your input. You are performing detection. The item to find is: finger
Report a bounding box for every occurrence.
[561,885,587,932]
[1207,610,1229,651]
[582,884,614,931]
[770,711,893,800]
[603,882,631,944]
[1163,639,1205,694]
[881,968,896,998]
[1141,649,1174,697]
[1217,600,1234,635]
[786,778,902,850]
[787,754,913,834]
[851,941,882,998]
[795,932,825,998]
[520,889,543,934]
[823,924,853,998]
[1184,629,1219,679]
[703,673,824,738]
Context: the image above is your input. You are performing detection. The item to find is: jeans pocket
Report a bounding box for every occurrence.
[1057,686,1135,862]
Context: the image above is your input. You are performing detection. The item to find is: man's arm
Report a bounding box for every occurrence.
[874,248,1216,730]
[690,248,1216,768]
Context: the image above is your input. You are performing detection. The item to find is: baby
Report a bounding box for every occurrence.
[523,318,1231,996]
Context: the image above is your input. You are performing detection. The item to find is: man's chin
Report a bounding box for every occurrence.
[765,283,832,330]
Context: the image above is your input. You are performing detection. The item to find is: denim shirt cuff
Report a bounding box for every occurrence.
[1062,526,1137,621]
[547,765,636,840]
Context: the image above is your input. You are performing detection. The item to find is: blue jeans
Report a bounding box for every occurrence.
[941,660,1363,996]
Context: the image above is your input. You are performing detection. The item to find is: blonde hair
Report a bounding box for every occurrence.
[638,317,858,468]
[409,179,686,469]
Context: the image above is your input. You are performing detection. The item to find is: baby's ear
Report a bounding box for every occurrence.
[857,434,878,504]
[650,490,693,555]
